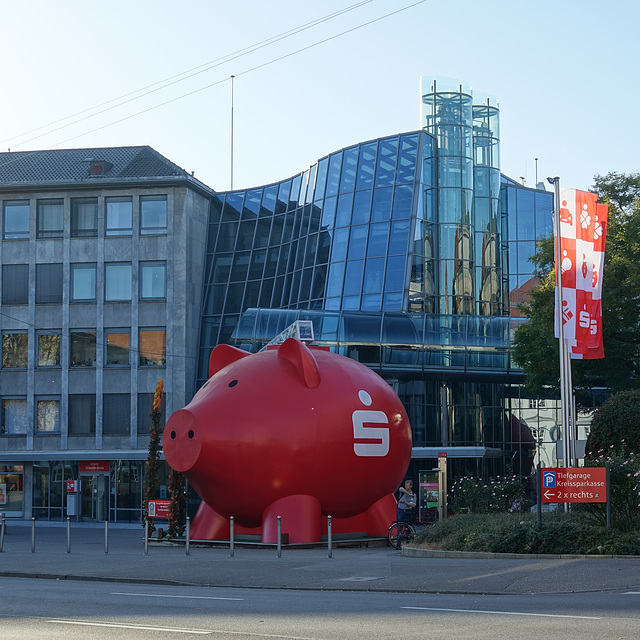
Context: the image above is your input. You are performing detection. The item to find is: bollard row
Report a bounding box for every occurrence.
[0,514,335,557]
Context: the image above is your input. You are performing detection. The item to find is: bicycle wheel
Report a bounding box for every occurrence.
[387,522,415,549]
[402,522,416,545]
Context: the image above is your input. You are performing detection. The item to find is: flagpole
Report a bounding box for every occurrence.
[549,176,573,472]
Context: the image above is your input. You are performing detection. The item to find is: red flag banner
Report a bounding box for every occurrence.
[554,189,607,359]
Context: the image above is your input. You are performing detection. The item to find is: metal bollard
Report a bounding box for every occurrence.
[104,521,109,554]
[229,516,235,557]
[31,517,36,553]
[67,517,71,553]
[144,520,149,555]
[0,515,5,552]
[327,515,332,558]
[277,515,282,558]
[185,516,190,556]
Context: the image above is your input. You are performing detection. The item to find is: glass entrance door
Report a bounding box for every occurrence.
[80,474,109,521]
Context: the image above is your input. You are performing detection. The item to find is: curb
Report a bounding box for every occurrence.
[402,546,640,560]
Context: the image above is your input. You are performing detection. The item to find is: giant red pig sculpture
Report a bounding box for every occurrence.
[163,338,412,543]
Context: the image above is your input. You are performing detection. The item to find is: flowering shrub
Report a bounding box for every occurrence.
[583,443,640,531]
[450,475,525,514]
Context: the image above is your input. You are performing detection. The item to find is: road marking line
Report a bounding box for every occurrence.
[50,618,317,639]
[624,592,640,595]
[112,591,244,601]
[402,606,602,620]
[49,620,211,634]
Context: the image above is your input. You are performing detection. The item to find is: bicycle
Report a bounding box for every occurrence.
[387,509,437,549]
[387,518,416,549]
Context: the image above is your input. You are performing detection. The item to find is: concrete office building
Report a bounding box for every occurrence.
[0,78,568,522]
[0,146,210,521]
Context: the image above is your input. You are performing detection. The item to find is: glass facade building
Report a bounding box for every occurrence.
[198,78,560,483]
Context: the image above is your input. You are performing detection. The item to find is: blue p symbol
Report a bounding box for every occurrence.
[543,472,556,487]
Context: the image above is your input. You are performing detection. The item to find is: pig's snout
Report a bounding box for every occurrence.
[163,409,202,472]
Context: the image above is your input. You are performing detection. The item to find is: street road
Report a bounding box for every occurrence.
[1,576,639,639]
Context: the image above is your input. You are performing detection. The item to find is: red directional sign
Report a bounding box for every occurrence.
[540,468,607,503]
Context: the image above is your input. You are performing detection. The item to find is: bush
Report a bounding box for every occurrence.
[413,512,640,555]
[580,448,640,531]
[450,475,525,514]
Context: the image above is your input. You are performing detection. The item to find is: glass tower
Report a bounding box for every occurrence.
[421,77,501,316]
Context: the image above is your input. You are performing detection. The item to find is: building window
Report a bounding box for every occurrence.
[36,199,64,238]
[36,263,63,304]
[71,197,98,237]
[106,330,129,365]
[71,264,96,301]
[140,262,166,299]
[3,200,30,239]
[68,395,96,435]
[37,333,60,367]
[103,394,130,435]
[140,195,167,235]
[2,332,28,368]
[106,196,132,236]
[138,392,165,432]
[139,329,166,366]
[36,399,60,432]
[2,264,28,305]
[1,399,28,434]
[105,263,132,301]
[70,331,96,367]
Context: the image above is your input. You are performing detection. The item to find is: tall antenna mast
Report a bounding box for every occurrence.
[230,75,235,191]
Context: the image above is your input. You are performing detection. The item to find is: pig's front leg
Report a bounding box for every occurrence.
[190,500,230,540]
[261,495,322,544]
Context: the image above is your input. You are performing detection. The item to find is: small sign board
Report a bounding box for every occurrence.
[148,500,171,519]
[79,460,110,473]
[540,467,607,503]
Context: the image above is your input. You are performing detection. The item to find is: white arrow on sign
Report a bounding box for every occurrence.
[544,490,556,500]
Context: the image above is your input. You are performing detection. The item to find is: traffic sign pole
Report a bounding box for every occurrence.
[606,464,611,529]
[536,465,542,529]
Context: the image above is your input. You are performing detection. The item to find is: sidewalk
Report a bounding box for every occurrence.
[1,520,640,595]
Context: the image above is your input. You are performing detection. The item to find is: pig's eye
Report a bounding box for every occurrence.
[228,380,238,388]
[170,431,176,439]
[188,430,194,439]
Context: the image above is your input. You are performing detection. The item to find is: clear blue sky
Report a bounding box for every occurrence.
[1,0,637,194]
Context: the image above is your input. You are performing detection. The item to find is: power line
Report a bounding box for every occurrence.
[1,0,375,150]
[1,0,427,154]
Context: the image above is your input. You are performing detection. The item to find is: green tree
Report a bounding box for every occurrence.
[584,389,640,458]
[167,469,187,539]
[512,172,640,395]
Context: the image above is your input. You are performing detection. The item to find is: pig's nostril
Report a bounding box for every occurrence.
[170,431,176,439]
[188,430,194,439]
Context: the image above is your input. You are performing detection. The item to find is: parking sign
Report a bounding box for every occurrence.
[540,468,607,503]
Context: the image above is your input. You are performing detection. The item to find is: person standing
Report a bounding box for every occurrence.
[396,479,416,524]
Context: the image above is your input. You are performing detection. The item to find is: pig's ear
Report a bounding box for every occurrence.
[278,338,321,389]
[209,344,250,378]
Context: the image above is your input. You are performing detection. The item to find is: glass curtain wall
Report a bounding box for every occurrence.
[500,178,554,316]
[198,132,435,387]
